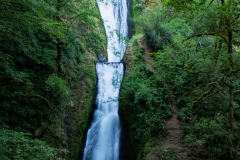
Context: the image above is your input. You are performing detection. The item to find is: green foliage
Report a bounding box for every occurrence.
[0,0,104,158]
[163,0,197,11]
[132,0,147,19]
[0,0,60,130]
[120,41,172,159]
[143,139,163,156]
[147,1,240,159]
[120,50,171,142]
[127,1,240,159]
[162,18,193,37]
[136,6,173,51]
[160,147,180,160]
[183,115,240,159]
[46,74,69,97]
[0,128,66,160]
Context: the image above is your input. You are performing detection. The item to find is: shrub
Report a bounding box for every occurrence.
[0,129,66,160]
[136,7,173,51]
[160,147,180,160]
[184,116,230,158]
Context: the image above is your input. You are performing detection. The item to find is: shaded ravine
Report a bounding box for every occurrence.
[138,38,190,160]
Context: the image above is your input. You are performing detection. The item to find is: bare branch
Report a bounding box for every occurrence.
[190,82,221,108]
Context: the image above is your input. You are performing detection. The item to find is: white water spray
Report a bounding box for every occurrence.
[83,0,128,160]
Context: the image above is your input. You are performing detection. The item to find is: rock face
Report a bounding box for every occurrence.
[98,52,108,62]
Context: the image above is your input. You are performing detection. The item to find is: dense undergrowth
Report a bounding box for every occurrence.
[0,0,106,159]
[119,35,172,159]
[120,0,240,159]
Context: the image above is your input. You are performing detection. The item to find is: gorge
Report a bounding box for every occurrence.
[82,0,129,159]
[1,0,240,159]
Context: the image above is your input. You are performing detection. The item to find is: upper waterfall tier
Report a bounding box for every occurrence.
[97,0,128,62]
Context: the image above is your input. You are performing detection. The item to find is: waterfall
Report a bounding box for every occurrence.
[82,0,128,160]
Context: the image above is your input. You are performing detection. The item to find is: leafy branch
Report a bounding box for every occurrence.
[184,32,228,44]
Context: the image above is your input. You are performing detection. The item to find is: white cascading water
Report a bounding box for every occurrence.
[83,0,128,160]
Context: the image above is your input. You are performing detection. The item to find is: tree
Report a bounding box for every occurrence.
[0,0,106,158]
[163,0,240,158]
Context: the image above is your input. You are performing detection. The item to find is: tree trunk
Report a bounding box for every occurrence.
[56,0,64,77]
[57,39,63,77]
[228,28,234,158]
[228,22,233,132]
